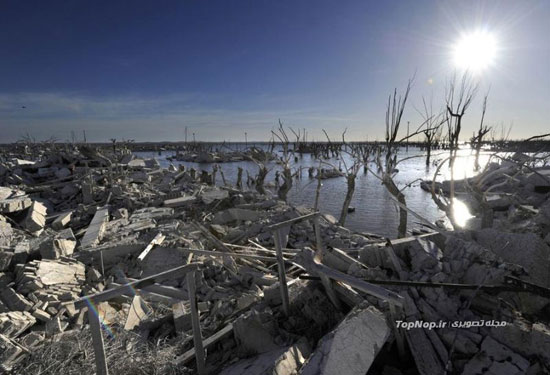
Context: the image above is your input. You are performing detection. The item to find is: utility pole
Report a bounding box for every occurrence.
[245,132,248,148]
[185,126,188,143]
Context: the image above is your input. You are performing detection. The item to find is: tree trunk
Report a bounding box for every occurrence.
[338,174,356,226]
[236,167,243,190]
[383,175,407,238]
[277,167,292,201]
[425,144,431,167]
[255,166,268,195]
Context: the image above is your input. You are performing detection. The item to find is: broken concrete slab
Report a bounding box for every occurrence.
[124,295,151,330]
[39,238,76,259]
[21,201,47,233]
[163,196,197,208]
[0,196,32,214]
[0,288,33,312]
[0,221,13,248]
[300,304,390,375]
[202,189,230,204]
[51,211,72,230]
[81,206,109,249]
[220,338,311,375]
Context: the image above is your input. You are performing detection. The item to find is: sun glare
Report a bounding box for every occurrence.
[452,30,497,73]
[452,198,474,228]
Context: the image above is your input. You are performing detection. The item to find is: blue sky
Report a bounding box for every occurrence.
[1,0,549,142]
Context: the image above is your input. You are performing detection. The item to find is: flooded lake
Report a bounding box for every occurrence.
[136,146,492,237]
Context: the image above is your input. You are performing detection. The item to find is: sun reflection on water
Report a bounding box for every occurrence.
[452,198,474,227]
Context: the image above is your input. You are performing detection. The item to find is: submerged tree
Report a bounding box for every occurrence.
[321,129,364,226]
[416,95,444,167]
[430,73,478,228]
[470,92,491,171]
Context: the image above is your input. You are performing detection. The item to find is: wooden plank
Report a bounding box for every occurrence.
[313,217,342,310]
[81,206,110,249]
[109,280,185,302]
[267,212,320,231]
[137,232,166,262]
[297,249,403,306]
[175,323,234,365]
[70,263,200,310]
[88,308,109,375]
[176,247,280,262]
[273,229,290,316]
[187,271,206,375]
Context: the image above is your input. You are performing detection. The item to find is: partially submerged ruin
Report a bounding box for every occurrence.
[0,142,549,375]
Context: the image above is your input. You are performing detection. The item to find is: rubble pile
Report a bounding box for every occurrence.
[0,145,549,374]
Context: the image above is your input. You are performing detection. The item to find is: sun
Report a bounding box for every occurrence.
[452,30,497,73]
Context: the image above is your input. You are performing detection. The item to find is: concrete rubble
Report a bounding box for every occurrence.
[0,145,548,374]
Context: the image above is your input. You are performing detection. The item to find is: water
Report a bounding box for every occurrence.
[135,146,493,238]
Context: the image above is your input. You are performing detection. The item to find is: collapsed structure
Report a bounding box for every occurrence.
[0,144,549,374]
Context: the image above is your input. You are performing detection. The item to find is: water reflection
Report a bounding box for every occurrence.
[135,146,497,237]
[452,198,475,227]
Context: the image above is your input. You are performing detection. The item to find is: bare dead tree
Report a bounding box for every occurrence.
[321,128,363,226]
[443,72,478,226]
[470,92,491,171]
[272,120,298,201]
[416,95,445,167]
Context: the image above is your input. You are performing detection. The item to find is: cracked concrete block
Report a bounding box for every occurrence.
[124,295,151,330]
[39,239,76,259]
[300,304,390,375]
[20,201,47,233]
[51,211,72,230]
[0,288,33,312]
[0,196,32,214]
